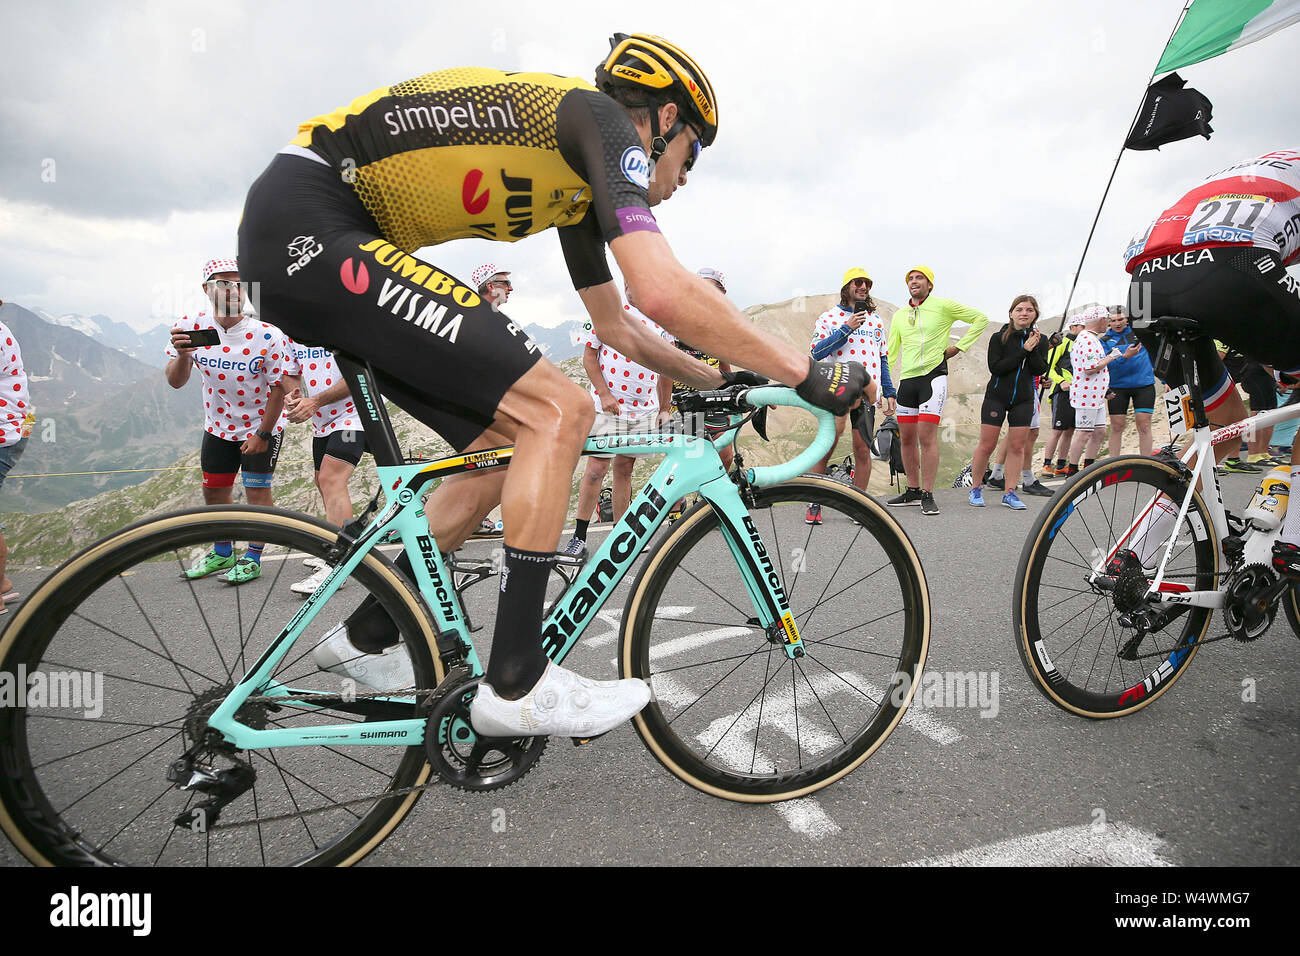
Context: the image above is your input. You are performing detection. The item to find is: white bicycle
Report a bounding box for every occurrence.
[1014,315,1299,717]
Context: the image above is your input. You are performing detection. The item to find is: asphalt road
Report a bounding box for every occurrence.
[1,468,1296,868]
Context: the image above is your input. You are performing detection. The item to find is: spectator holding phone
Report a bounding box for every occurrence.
[165,258,291,584]
[1064,304,1141,475]
[968,295,1049,509]
[805,267,895,520]
[1099,305,1156,457]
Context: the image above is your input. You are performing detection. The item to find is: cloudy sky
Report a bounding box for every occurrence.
[2,0,1297,332]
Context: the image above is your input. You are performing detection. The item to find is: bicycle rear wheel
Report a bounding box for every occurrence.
[620,477,929,802]
[0,507,443,866]
[1014,456,1218,718]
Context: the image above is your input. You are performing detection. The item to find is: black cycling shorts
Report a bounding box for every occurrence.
[895,364,948,424]
[238,154,544,451]
[1106,384,1157,416]
[1050,391,1076,431]
[1128,247,1300,410]
[981,391,1035,428]
[312,429,368,470]
[200,431,282,488]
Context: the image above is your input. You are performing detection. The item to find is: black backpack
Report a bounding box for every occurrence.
[873,415,905,488]
[597,487,613,523]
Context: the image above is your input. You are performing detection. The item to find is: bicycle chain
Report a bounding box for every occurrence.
[200,685,445,830]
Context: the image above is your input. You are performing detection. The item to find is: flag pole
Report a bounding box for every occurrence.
[1050,0,1193,335]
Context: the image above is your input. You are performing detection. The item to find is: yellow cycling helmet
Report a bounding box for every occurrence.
[596,33,718,149]
[841,267,871,289]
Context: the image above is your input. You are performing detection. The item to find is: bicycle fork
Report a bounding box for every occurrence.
[697,474,806,659]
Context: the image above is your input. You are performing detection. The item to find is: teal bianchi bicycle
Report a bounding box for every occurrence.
[0,357,930,865]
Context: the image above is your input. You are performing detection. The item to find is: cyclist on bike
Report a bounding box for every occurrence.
[1124,147,1300,579]
[238,35,869,739]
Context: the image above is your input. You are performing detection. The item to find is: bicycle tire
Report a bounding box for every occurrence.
[0,506,444,866]
[1014,456,1218,718]
[620,477,929,802]
[1284,582,1300,639]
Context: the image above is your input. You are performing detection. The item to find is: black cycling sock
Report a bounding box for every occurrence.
[1083,458,1095,468]
[1066,464,1079,475]
[1056,459,1067,470]
[343,551,411,653]
[485,547,554,700]
[574,519,590,542]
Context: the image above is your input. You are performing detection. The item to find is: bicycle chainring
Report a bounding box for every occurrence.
[424,670,546,792]
[1222,563,1278,642]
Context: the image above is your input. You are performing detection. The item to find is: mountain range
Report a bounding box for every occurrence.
[32,310,174,369]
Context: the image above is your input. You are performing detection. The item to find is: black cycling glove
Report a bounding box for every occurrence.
[796,359,869,417]
[720,369,769,388]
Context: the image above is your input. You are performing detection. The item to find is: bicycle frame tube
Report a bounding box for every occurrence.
[206,390,837,748]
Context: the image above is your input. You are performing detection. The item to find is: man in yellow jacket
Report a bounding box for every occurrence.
[885,266,988,515]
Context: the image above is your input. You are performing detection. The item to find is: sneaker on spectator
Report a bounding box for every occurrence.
[1220,457,1261,474]
[887,488,924,507]
[986,474,1006,491]
[805,503,822,525]
[560,536,588,559]
[1002,491,1027,510]
[184,549,236,580]
[1020,480,1054,497]
[920,492,940,516]
[224,557,262,585]
[969,488,985,507]
[303,555,327,570]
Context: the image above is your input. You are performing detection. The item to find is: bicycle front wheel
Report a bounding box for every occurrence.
[620,477,929,802]
[0,507,443,866]
[1014,456,1218,718]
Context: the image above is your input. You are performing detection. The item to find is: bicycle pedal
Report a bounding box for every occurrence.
[570,732,609,747]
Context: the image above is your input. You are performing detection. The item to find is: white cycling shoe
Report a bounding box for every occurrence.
[470,661,651,738]
[312,622,414,693]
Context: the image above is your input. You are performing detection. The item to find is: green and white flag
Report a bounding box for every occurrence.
[1156,0,1300,74]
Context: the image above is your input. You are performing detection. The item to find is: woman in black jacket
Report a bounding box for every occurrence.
[969,294,1049,509]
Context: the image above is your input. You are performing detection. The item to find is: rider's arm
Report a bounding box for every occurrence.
[577,279,723,388]
[610,232,809,386]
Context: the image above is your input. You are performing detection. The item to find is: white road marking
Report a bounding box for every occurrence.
[586,606,695,648]
[775,799,842,840]
[902,823,1175,867]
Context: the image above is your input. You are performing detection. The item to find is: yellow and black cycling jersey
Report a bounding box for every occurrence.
[290,67,660,289]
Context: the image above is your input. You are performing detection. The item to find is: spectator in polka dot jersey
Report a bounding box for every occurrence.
[1064,304,1141,475]
[0,300,36,613]
[165,258,291,584]
[561,283,673,559]
[804,267,896,522]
